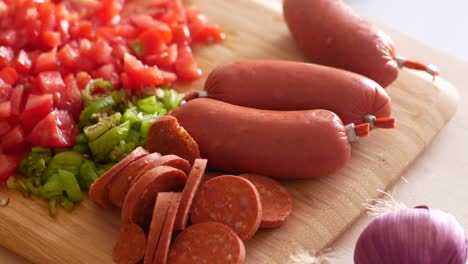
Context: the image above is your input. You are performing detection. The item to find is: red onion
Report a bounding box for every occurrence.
[354,206,468,263]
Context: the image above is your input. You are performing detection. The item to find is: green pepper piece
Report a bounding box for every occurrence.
[60,198,75,211]
[75,134,88,144]
[78,160,99,189]
[89,121,130,161]
[131,40,144,57]
[6,176,18,190]
[140,113,160,139]
[137,96,165,114]
[18,149,51,178]
[25,178,42,195]
[82,79,114,106]
[43,152,84,182]
[58,170,82,202]
[72,144,89,154]
[122,107,140,128]
[84,112,122,142]
[161,88,184,111]
[96,163,115,176]
[40,174,64,199]
[49,197,57,217]
[79,96,115,127]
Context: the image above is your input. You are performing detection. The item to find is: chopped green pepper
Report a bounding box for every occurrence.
[58,170,82,202]
[131,41,144,57]
[161,88,184,111]
[40,174,63,199]
[79,96,115,127]
[49,197,57,217]
[89,121,130,161]
[137,96,166,114]
[43,152,84,182]
[78,160,98,189]
[84,112,122,141]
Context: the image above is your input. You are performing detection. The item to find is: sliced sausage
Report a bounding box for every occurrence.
[144,192,172,264]
[171,98,369,179]
[283,0,398,87]
[201,171,224,185]
[240,173,293,228]
[121,166,187,230]
[191,175,262,241]
[109,152,162,207]
[129,155,191,187]
[89,147,148,208]
[202,60,391,126]
[174,159,207,230]
[167,222,246,264]
[112,223,147,264]
[146,116,201,165]
[153,192,182,264]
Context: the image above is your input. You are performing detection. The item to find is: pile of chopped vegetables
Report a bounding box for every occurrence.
[0,0,224,216]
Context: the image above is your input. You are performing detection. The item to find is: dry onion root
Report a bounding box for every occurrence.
[355,191,468,264]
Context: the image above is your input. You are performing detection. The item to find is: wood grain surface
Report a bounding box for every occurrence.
[0,0,460,263]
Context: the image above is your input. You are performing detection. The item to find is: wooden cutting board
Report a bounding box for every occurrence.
[0,0,459,263]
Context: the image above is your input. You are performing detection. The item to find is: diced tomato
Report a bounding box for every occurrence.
[21,93,54,132]
[38,1,57,31]
[96,0,122,25]
[172,24,191,45]
[92,64,120,87]
[0,79,11,103]
[0,46,13,68]
[0,101,11,118]
[14,50,32,74]
[137,29,168,57]
[144,43,177,69]
[0,67,18,85]
[35,48,58,73]
[1,125,25,152]
[76,71,92,90]
[192,24,226,43]
[58,74,82,120]
[161,70,177,83]
[0,120,11,136]
[92,39,113,66]
[69,21,93,40]
[40,31,61,49]
[37,71,65,94]
[9,85,24,116]
[130,15,172,43]
[27,110,78,148]
[175,45,202,81]
[57,44,80,73]
[123,53,144,85]
[0,30,17,48]
[0,153,22,182]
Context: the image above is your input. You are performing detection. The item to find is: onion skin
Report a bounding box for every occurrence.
[354,206,468,264]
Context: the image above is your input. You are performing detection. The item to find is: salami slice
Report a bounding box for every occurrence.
[153,192,182,264]
[109,152,162,207]
[146,116,201,165]
[200,171,224,185]
[121,166,187,230]
[112,223,147,264]
[89,147,148,208]
[129,155,191,187]
[144,192,173,264]
[173,159,207,230]
[240,173,293,228]
[190,175,262,241]
[167,222,246,264]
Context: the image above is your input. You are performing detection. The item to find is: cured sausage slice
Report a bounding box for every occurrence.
[200,171,224,185]
[146,116,200,165]
[89,147,148,208]
[240,173,293,228]
[167,222,246,264]
[112,223,147,264]
[190,175,262,241]
[153,192,182,264]
[144,192,172,264]
[173,159,207,230]
[121,166,187,230]
[109,152,162,207]
[129,155,191,187]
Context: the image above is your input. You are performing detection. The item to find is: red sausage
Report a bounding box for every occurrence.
[283,0,438,87]
[146,115,201,165]
[174,159,207,230]
[201,60,392,126]
[129,154,191,187]
[167,222,246,264]
[112,223,147,264]
[109,152,162,207]
[121,166,186,230]
[171,98,369,179]
[89,147,148,208]
[191,175,262,241]
[240,173,293,228]
[153,192,182,264]
[144,192,172,264]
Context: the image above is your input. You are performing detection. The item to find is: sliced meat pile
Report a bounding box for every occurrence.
[89,118,294,264]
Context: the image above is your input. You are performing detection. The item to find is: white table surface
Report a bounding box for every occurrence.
[1,1,468,263]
